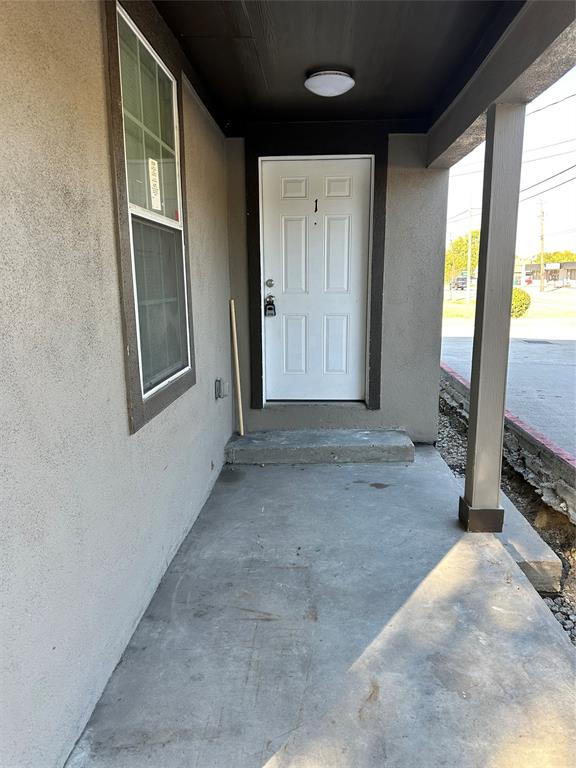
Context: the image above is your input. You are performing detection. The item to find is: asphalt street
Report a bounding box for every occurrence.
[441,337,576,456]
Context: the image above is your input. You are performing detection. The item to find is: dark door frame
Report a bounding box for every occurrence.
[245,121,390,410]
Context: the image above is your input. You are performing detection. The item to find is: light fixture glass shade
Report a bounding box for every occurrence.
[304,70,355,97]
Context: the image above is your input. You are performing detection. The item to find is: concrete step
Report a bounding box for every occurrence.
[225,429,415,465]
[454,478,562,593]
[497,492,563,593]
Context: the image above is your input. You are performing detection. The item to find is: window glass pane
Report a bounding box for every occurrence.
[132,217,188,392]
[161,147,179,221]
[118,11,181,222]
[118,16,141,120]
[158,69,175,149]
[139,43,159,136]
[124,116,147,208]
[161,228,187,368]
[142,221,163,301]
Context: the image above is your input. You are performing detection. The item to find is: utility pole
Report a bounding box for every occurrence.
[448,232,453,299]
[466,208,472,303]
[539,201,545,292]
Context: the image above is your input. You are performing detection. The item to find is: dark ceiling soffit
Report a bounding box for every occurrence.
[428,0,525,126]
[138,0,550,147]
[125,0,429,138]
[427,0,576,167]
[148,0,528,140]
[233,117,428,139]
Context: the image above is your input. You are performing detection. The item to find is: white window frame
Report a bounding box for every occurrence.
[117,4,191,399]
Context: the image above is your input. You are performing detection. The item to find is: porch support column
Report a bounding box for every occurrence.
[459,103,525,532]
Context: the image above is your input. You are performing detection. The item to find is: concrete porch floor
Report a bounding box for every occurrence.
[67,448,575,768]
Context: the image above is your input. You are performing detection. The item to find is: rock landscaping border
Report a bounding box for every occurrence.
[440,364,576,525]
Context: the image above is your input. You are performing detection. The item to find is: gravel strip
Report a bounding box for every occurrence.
[543,597,576,645]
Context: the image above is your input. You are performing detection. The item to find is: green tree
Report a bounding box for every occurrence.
[534,250,576,263]
[444,230,480,284]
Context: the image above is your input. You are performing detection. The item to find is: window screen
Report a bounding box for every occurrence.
[132,218,188,392]
[117,7,189,396]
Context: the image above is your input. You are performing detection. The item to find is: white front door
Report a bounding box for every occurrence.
[261,156,372,400]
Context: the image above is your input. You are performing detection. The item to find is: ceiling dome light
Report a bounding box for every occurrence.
[304,70,355,98]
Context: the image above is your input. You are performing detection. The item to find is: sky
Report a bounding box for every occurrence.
[446,66,576,261]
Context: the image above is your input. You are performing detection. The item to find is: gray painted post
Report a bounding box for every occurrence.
[459,103,526,532]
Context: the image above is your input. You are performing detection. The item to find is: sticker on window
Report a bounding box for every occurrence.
[148,158,162,211]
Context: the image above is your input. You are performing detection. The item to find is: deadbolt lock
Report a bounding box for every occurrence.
[264,294,276,317]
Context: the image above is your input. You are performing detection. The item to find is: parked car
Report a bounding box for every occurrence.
[451,274,468,290]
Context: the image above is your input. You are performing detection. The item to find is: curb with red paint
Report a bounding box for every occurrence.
[440,362,576,470]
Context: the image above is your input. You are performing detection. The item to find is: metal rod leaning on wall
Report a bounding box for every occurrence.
[229,299,245,436]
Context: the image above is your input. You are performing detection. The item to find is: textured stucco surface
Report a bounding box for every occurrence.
[0,3,232,767]
[380,135,449,441]
[227,136,448,441]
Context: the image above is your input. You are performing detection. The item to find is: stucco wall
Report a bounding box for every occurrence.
[380,135,449,441]
[0,3,232,767]
[227,136,448,441]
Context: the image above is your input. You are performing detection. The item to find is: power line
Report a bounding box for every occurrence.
[449,213,481,225]
[448,169,576,225]
[524,137,576,153]
[520,176,576,203]
[526,93,576,116]
[451,149,576,177]
[457,138,576,168]
[519,163,576,194]
[538,203,545,292]
[449,99,576,178]
[447,207,480,222]
[447,208,470,221]
[447,182,576,235]
[545,227,576,237]
[448,183,576,230]
[520,150,576,165]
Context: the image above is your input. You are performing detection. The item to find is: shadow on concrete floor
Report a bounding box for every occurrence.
[66,448,576,768]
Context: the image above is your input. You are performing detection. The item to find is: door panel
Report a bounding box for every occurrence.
[324,314,349,374]
[282,216,307,293]
[324,215,351,292]
[283,315,307,374]
[262,157,371,400]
